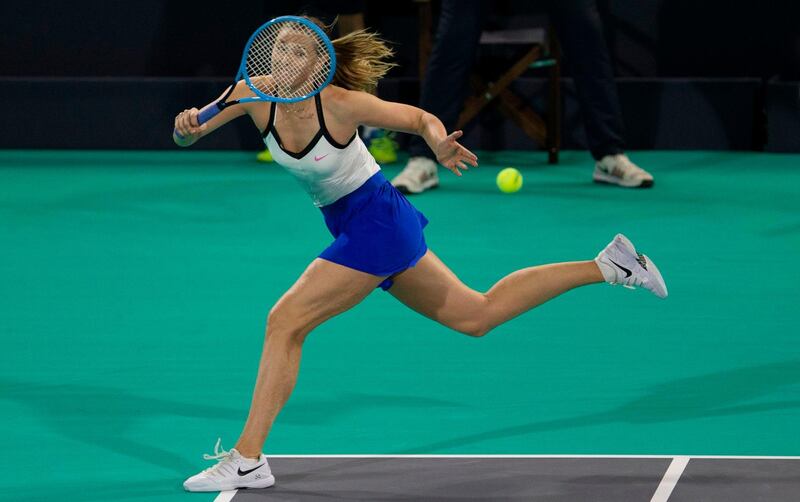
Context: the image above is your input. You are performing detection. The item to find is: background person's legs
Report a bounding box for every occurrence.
[407,0,485,160]
[394,0,485,194]
[547,0,625,161]
[548,0,653,187]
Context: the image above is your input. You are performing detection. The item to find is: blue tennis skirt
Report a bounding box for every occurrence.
[319,171,429,290]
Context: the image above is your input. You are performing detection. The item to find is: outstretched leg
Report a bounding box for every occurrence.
[390,235,667,337]
[389,250,603,337]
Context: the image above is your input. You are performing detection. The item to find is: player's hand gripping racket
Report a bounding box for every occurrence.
[174,16,336,139]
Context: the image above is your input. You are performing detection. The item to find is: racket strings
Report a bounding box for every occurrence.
[246,21,332,100]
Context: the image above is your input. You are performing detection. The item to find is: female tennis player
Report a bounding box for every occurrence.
[175,18,668,492]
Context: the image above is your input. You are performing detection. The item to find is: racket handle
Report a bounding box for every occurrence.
[173,102,223,140]
[197,103,223,124]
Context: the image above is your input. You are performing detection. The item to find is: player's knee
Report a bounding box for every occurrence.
[455,297,492,337]
[266,305,307,343]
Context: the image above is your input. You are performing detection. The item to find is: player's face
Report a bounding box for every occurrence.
[271,27,322,93]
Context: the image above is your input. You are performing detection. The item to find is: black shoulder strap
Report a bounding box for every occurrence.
[315,93,352,149]
[314,94,326,132]
[261,101,276,138]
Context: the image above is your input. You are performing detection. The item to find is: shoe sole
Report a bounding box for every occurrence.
[184,474,276,492]
[641,253,668,298]
[593,172,654,188]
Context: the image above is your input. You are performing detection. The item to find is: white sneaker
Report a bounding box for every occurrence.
[183,439,275,492]
[593,154,654,188]
[595,234,668,298]
[391,156,439,194]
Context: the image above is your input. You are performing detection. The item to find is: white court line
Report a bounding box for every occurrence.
[262,454,800,459]
[213,490,238,502]
[650,456,690,502]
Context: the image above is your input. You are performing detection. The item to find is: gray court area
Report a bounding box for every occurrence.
[670,459,800,502]
[229,457,800,501]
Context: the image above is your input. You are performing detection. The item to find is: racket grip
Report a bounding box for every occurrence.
[197,103,222,124]
[173,103,222,140]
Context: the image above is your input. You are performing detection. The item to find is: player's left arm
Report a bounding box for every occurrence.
[330,88,478,175]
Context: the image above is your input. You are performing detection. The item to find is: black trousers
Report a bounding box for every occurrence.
[407,0,626,161]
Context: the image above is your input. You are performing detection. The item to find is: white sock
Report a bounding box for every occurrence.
[232,449,261,464]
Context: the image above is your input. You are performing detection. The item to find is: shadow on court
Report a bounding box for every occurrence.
[0,377,463,471]
[400,360,800,453]
[279,392,464,425]
[0,378,241,474]
[4,478,182,502]
[763,220,800,237]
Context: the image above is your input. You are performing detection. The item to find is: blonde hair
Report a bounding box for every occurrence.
[306,16,397,93]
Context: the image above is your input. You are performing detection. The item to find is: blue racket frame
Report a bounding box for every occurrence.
[180,16,337,133]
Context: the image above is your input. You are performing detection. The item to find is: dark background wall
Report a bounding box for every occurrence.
[1,1,799,152]
[3,0,798,79]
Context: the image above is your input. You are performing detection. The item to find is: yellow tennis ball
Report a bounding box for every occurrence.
[496,167,523,193]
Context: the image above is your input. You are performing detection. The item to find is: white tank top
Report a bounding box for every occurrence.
[262,94,380,207]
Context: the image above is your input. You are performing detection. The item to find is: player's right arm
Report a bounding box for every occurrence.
[172,79,258,147]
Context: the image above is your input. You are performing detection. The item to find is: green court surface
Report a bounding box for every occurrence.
[1,149,799,501]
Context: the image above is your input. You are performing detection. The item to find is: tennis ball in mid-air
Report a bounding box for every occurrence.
[496,167,523,193]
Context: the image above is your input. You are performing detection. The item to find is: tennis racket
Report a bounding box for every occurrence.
[175,16,336,138]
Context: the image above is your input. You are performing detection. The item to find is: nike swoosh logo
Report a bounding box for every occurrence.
[238,464,264,476]
[314,154,329,161]
[609,259,632,278]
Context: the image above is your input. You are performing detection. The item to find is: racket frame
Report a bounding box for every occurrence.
[180,16,337,133]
